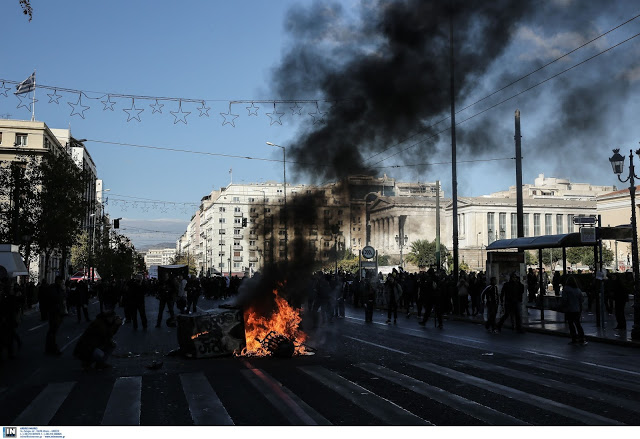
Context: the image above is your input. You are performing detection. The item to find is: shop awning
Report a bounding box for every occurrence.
[486,226,633,251]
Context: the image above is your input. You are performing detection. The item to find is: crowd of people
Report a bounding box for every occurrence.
[0,263,635,365]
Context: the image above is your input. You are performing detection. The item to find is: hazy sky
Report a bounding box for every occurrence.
[2,0,639,248]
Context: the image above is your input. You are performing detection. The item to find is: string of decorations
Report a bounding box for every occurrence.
[108,197,198,214]
[0,78,334,127]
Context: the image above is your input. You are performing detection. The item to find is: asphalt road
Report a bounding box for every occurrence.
[1,295,639,426]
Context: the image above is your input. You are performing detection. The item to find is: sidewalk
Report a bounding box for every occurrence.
[448,300,639,348]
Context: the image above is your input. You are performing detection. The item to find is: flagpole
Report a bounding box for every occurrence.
[31,69,36,121]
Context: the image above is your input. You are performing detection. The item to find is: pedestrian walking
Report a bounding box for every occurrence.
[613,273,630,330]
[481,277,499,332]
[155,274,176,328]
[418,269,443,328]
[385,274,402,324]
[552,271,562,297]
[76,280,91,322]
[496,272,525,333]
[128,277,148,330]
[561,276,586,345]
[186,275,201,314]
[457,271,470,316]
[527,268,538,303]
[45,276,66,355]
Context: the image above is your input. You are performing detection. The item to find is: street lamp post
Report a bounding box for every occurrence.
[266,142,287,264]
[395,234,408,269]
[609,148,640,340]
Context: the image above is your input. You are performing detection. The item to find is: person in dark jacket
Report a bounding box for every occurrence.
[186,275,201,314]
[482,277,500,332]
[45,276,66,355]
[613,273,630,330]
[127,277,147,330]
[496,272,525,333]
[73,307,122,370]
[561,276,586,344]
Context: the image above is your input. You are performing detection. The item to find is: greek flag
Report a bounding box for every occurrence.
[15,72,35,95]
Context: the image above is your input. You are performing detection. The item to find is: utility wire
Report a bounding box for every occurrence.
[372,29,640,166]
[364,12,640,163]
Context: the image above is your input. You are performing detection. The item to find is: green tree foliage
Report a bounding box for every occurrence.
[71,231,90,271]
[34,151,86,277]
[171,253,198,275]
[566,246,614,269]
[405,239,449,269]
[19,0,32,21]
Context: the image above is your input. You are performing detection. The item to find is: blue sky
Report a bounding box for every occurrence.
[2,0,640,248]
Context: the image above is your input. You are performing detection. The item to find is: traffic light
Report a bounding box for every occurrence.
[114,218,120,229]
[242,217,247,227]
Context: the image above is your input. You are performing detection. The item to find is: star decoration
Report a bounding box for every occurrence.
[150,99,164,114]
[16,94,37,112]
[123,99,144,122]
[308,102,326,124]
[68,94,90,119]
[220,104,240,127]
[246,102,259,116]
[170,100,191,124]
[0,82,11,97]
[101,95,116,111]
[47,90,63,104]
[290,103,303,115]
[266,104,285,125]
[197,101,210,117]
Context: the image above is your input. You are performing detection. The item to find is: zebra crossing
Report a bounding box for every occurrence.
[5,354,639,426]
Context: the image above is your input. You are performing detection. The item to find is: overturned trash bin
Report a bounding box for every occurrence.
[176,308,245,358]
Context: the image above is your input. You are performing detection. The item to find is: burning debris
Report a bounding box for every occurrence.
[239,288,310,357]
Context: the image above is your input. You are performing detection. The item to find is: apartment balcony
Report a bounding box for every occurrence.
[218,229,226,234]
[234,211,243,217]
[248,233,257,240]
[233,233,243,239]
[249,245,258,251]
[249,212,259,218]
[233,245,243,251]
[233,256,243,262]
[218,241,225,246]
[248,257,258,262]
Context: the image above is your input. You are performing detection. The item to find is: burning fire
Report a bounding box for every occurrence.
[191,331,209,340]
[240,288,308,357]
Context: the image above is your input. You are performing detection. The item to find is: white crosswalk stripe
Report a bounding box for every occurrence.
[102,376,142,425]
[12,382,75,426]
[411,361,625,425]
[299,365,432,425]
[355,362,528,426]
[180,372,234,425]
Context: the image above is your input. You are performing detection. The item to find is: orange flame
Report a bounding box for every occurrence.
[191,331,209,340]
[240,288,308,357]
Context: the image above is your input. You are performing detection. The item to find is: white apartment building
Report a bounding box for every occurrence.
[144,248,177,267]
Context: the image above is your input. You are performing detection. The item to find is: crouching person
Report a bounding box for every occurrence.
[73,307,122,370]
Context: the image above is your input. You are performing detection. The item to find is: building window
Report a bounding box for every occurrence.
[248,197,255,202]
[523,213,530,237]
[234,262,241,269]
[233,197,240,202]
[0,132,3,144]
[219,207,226,212]
[219,262,225,268]
[219,218,225,223]
[234,207,241,213]
[234,218,241,224]
[15,133,27,146]
[567,215,574,233]
[234,229,241,235]
[249,240,256,246]
[499,213,506,240]
[487,212,495,243]
[545,214,553,235]
[511,213,517,239]
[556,214,563,234]
[534,213,541,236]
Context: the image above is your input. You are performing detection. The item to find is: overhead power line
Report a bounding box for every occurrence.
[364,12,640,164]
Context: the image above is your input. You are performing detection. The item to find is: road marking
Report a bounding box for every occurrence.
[241,367,330,425]
[343,336,409,355]
[356,363,527,426]
[102,376,142,425]
[411,362,624,425]
[511,359,640,394]
[299,365,431,425]
[180,372,234,425]
[461,360,640,413]
[13,382,76,426]
[28,322,48,332]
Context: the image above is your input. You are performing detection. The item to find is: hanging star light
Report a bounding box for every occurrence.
[170,100,191,124]
[308,101,326,124]
[123,98,144,122]
[101,95,116,111]
[290,102,303,115]
[246,102,259,116]
[0,82,11,97]
[16,94,37,113]
[197,101,210,117]
[47,89,62,104]
[220,102,239,127]
[266,102,284,125]
[150,99,164,114]
[68,93,91,119]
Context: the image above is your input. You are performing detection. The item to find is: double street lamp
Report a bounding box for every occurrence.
[609,148,640,340]
[266,142,288,264]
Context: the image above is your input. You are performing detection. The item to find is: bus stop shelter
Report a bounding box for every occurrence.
[486,226,633,326]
